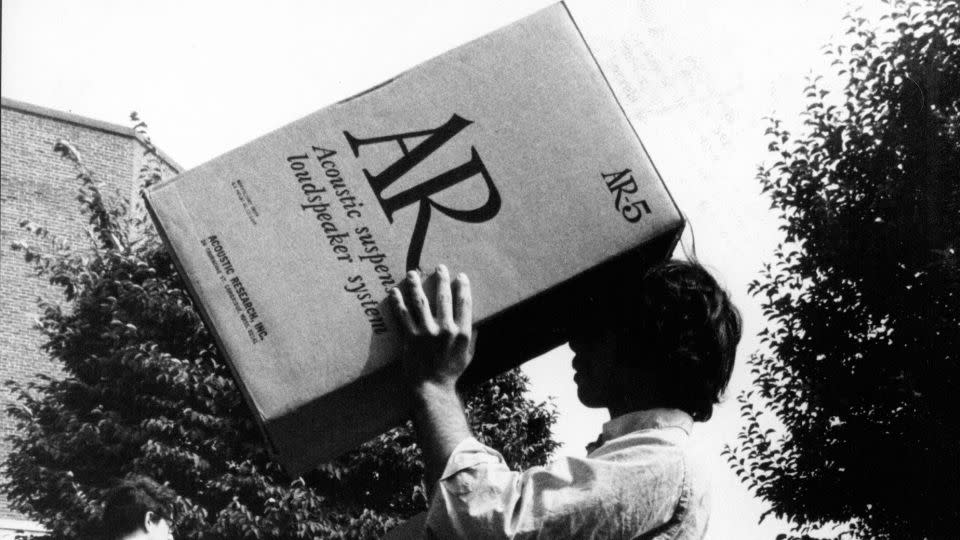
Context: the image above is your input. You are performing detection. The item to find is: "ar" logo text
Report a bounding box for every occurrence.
[344,114,501,270]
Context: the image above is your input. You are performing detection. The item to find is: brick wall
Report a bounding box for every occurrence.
[0,98,179,523]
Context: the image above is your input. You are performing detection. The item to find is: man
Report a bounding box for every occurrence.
[101,475,176,540]
[389,259,742,539]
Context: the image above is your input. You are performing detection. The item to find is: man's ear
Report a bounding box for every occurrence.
[143,510,161,531]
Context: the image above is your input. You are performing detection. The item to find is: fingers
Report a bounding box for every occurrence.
[404,270,439,334]
[389,287,417,335]
[452,272,472,337]
[435,265,455,331]
[389,266,471,339]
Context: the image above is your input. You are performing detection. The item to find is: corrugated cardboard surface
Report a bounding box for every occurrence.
[145,2,682,474]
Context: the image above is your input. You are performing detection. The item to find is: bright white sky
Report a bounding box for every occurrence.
[2,1,863,538]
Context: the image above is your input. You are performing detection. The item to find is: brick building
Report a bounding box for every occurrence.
[0,97,181,537]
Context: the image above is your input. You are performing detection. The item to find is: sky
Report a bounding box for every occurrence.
[2,1,863,538]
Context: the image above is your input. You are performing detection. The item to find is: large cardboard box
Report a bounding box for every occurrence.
[144,2,683,475]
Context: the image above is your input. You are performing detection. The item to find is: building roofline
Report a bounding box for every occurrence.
[2,96,183,173]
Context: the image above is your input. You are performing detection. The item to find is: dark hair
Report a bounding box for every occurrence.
[616,259,742,421]
[102,475,176,539]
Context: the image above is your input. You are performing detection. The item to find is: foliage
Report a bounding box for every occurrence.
[725,1,959,539]
[3,117,558,539]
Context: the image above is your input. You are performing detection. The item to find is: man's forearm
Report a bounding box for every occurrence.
[411,382,473,494]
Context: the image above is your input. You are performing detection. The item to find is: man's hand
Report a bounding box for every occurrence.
[390,265,474,393]
[389,264,476,494]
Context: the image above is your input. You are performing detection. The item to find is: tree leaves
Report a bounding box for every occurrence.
[731,1,960,538]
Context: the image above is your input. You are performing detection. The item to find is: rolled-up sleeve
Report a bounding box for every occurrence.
[423,437,680,539]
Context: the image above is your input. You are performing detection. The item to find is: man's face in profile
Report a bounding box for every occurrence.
[569,325,620,409]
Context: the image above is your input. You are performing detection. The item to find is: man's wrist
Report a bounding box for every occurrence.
[407,375,472,493]
[410,378,459,402]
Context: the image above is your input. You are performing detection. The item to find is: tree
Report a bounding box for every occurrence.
[2,118,558,539]
[726,1,959,538]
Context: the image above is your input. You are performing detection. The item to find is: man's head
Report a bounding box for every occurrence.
[571,259,742,421]
[102,475,176,540]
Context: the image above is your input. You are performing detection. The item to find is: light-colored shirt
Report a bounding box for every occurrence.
[424,408,710,539]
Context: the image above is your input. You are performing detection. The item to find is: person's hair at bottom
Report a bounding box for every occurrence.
[615,259,742,421]
[102,474,176,538]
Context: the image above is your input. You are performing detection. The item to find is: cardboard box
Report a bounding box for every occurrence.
[144,1,683,475]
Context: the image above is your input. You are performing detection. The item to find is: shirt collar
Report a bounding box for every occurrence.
[600,408,694,441]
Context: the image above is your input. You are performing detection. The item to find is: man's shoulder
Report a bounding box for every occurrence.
[585,427,692,495]
[592,423,691,461]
